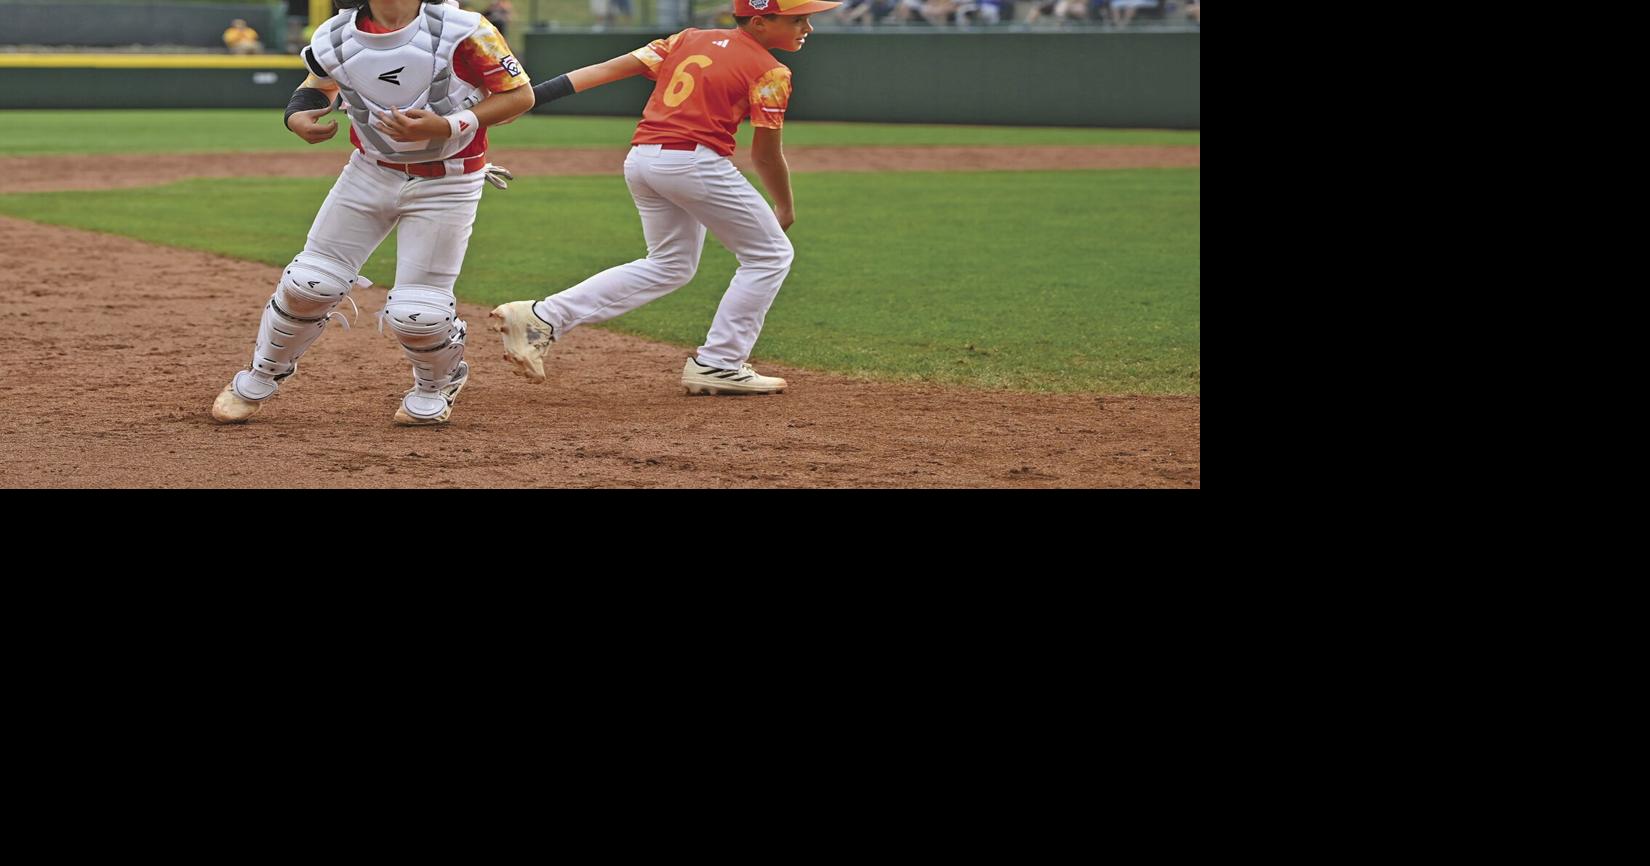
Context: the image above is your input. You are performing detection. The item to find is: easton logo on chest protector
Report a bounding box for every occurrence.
[378,66,405,85]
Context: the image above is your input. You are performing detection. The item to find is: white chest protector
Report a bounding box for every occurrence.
[306,3,486,164]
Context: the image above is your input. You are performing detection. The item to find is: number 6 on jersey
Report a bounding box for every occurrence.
[663,55,713,108]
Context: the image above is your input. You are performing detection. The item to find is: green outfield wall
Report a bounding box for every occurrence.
[0,2,286,49]
[524,30,1200,129]
[0,30,1199,127]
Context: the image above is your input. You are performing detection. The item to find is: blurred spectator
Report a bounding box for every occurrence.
[889,0,924,23]
[591,0,633,27]
[1184,0,1199,23]
[1026,0,1090,22]
[922,0,961,24]
[484,0,513,31]
[1107,0,1152,27]
[975,0,1012,23]
[840,0,896,25]
[222,18,262,54]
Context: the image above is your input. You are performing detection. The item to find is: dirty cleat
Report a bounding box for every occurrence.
[488,301,556,383]
[394,361,469,426]
[212,369,285,424]
[681,357,787,396]
[211,382,265,423]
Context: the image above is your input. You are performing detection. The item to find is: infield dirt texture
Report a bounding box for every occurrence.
[0,139,1199,488]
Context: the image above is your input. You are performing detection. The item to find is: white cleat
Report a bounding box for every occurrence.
[394,361,470,426]
[681,358,787,396]
[488,301,556,383]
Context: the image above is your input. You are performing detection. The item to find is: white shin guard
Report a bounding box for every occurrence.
[234,257,357,401]
[384,285,467,395]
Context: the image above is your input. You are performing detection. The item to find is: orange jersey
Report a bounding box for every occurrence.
[341,12,530,161]
[629,28,793,158]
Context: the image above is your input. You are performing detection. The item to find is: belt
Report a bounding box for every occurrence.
[659,142,699,151]
[376,154,488,177]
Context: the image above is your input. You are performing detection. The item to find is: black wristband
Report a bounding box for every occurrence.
[284,87,332,129]
[532,74,575,106]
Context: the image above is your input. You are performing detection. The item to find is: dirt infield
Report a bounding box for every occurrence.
[0,146,1199,488]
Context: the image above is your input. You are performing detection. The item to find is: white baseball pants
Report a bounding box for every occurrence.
[233,149,484,399]
[307,150,485,297]
[533,144,794,370]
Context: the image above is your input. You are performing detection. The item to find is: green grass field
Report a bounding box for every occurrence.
[0,112,1200,395]
[0,110,1202,156]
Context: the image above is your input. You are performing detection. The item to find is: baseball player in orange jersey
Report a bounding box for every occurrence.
[211,0,533,426]
[488,0,841,396]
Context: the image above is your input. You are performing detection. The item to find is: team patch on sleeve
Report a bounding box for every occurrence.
[461,18,531,91]
[748,67,792,129]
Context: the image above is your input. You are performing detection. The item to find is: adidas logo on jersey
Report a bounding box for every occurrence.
[713,39,729,48]
[378,67,405,85]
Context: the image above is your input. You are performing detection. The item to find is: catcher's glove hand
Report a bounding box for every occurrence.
[482,163,515,190]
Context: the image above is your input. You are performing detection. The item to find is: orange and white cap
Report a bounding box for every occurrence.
[734,0,843,15]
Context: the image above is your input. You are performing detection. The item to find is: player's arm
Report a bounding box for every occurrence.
[471,82,536,127]
[748,67,795,231]
[751,126,794,232]
[378,81,533,141]
[532,54,650,105]
[285,72,342,144]
[534,32,686,106]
